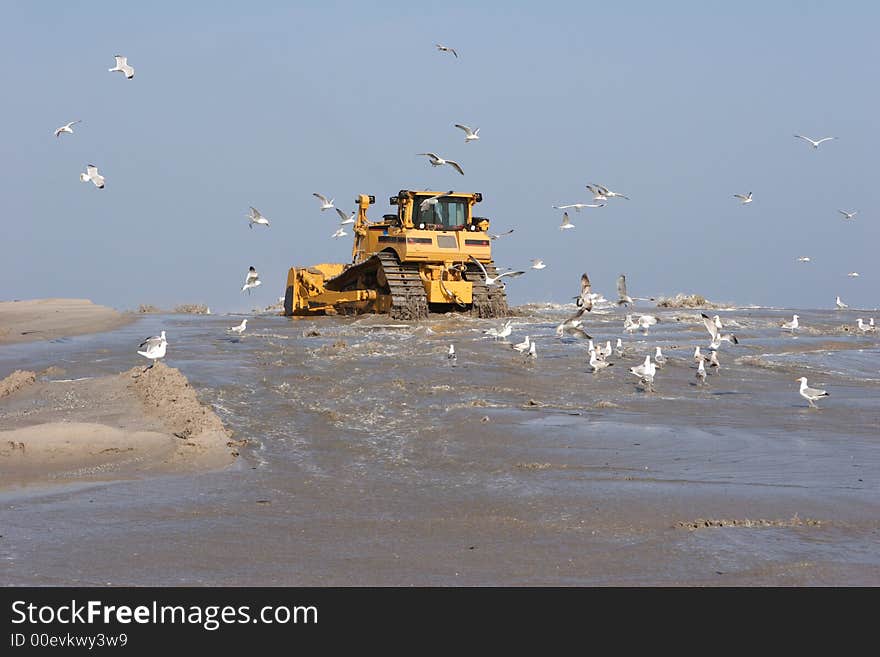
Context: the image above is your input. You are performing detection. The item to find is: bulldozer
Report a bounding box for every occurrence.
[283,190,511,320]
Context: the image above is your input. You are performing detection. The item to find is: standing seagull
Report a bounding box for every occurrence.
[241,266,261,294]
[654,346,667,368]
[228,319,248,335]
[589,349,613,373]
[781,314,799,332]
[836,296,848,310]
[530,259,546,270]
[796,377,829,408]
[733,192,753,204]
[246,207,270,229]
[696,360,707,386]
[79,164,105,189]
[468,255,524,287]
[418,153,464,176]
[856,318,875,333]
[526,341,537,360]
[448,344,456,361]
[794,134,836,149]
[54,120,82,138]
[313,193,334,211]
[108,55,135,79]
[512,335,531,353]
[838,210,858,221]
[559,212,575,230]
[435,44,458,58]
[137,331,166,369]
[454,124,480,143]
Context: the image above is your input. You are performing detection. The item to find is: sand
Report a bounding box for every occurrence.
[0,363,236,490]
[0,298,133,344]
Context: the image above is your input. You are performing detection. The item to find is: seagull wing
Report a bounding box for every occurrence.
[467,255,490,281]
[617,274,628,300]
[313,193,329,204]
[445,159,465,175]
[496,270,525,280]
[701,313,719,340]
[454,124,474,136]
[114,55,127,67]
[335,208,348,222]
[138,335,161,350]
[418,152,439,160]
[815,137,835,145]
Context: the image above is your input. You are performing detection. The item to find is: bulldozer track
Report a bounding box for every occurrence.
[465,260,510,318]
[377,251,429,320]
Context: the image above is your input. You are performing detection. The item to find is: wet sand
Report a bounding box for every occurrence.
[0,363,237,489]
[0,298,133,345]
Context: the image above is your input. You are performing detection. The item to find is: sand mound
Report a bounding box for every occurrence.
[124,362,229,440]
[0,370,36,399]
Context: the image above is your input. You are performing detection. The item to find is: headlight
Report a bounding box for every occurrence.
[419,223,425,229]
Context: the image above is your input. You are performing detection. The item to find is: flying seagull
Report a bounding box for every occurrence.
[419,190,454,212]
[838,210,858,221]
[454,124,480,143]
[616,274,655,306]
[228,319,248,335]
[246,207,270,229]
[585,184,608,202]
[797,256,811,263]
[552,202,606,212]
[559,212,575,230]
[796,377,829,408]
[836,296,848,309]
[489,229,514,240]
[733,192,753,204]
[108,55,134,79]
[794,134,836,149]
[54,120,81,138]
[137,330,166,369]
[436,44,458,58]
[847,272,860,278]
[335,208,356,224]
[530,259,546,270]
[701,312,738,349]
[332,226,348,238]
[313,193,334,211]
[575,273,593,311]
[593,184,629,200]
[241,266,261,294]
[467,255,524,286]
[418,153,464,175]
[79,164,105,189]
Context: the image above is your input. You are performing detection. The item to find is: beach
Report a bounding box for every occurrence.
[0,298,133,345]
[0,301,877,585]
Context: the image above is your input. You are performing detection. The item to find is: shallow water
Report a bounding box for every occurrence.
[1,305,878,585]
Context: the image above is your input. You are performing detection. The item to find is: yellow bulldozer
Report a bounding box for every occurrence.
[283,190,511,320]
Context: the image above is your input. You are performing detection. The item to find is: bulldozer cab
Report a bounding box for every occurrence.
[411,194,469,230]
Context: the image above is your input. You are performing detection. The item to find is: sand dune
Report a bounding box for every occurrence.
[0,298,133,344]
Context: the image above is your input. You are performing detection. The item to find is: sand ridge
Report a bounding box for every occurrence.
[0,298,133,345]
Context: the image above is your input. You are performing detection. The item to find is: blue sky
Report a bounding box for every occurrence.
[2,1,877,312]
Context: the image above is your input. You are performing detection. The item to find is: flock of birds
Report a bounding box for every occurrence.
[52,50,873,409]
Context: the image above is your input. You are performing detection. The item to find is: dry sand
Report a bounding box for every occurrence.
[0,363,237,490]
[0,298,133,344]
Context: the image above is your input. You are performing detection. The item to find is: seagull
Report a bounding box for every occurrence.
[630,355,656,390]
[585,185,608,202]
[838,210,858,221]
[228,319,248,335]
[419,190,454,212]
[335,208,356,224]
[530,259,546,270]
[137,331,166,369]
[693,346,704,363]
[701,313,738,348]
[707,350,720,372]
[489,229,515,240]
[616,274,655,306]
[468,255,524,286]
[733,192,753,204]
[575,273,593,310]
[623,314,638,333]
[712,315,724,330]
[593,184,629,200]
[79,164,105,189]
[108,55,134,79]
[654,346,667,368]
[332,226,348,238]
[485,319,513,341]
[794,134,836,149]
[552,202,606,212]
[436,44,458,58]
[526,341,537,360]
[418,153,464,175]
[448,344,456,361]
[246,207,270,229]
[847,272,860,278]
[559,212,575,230]
[836,296,848,309]
[313,193,334,211]
[781,314,799,332]
[638,315,660,333]
[696,359,707,385]
[513,335,531,353]
[857,318,875,333]
[54,120,81,138]
[614,338,625,358]
[599,341,613,359]
[454,124,480,143]
[797,256,811,263]
[589,349,613,373]
[796,377,828,408]
[241,266,261,294]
